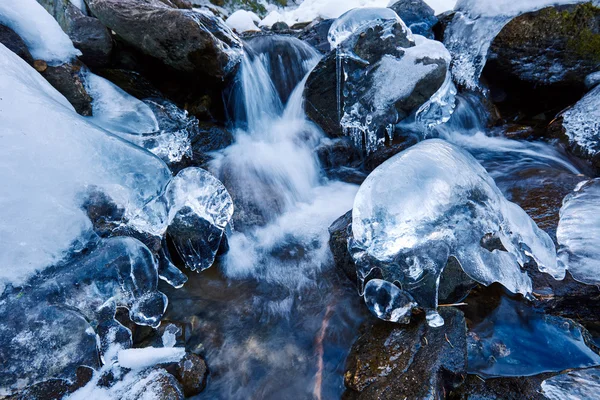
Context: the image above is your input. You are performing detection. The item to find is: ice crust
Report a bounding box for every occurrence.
[557,179,600,286]
[327,7,405,49]
[117,347,185,370]
[349,139,562,325]
[541,368,600,400]
[0,0,80,64]
[562,85,600,160]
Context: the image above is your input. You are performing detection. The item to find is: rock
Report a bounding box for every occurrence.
[33,60,48,72]
[95,68,164,99]
[316,138,365,184]
[343,308,467,399]
[328,210,356,283]
[40,60,93,115]
[432,10,456,42]
[0,24,33,64]
[298,19,334,54]
[86,0,243,79]
[37,0,113,67]
[389,0,437,38]
[270,21,289,32]
[484,3,600,118]
[173,353,208,397]
[304,9,449,153]
[448,373,553,400]
[585,71,600,90]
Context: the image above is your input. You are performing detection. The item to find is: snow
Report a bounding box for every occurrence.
[0,0,80,64]
[0,43,172,292]
[557,179,600,286]
[118,347,185,370]
[423,0,457,14]
[349,139,562,325]
[542,368,600,400]
[562,85,600,160]
[226,10,261,32]
[445,0,589,90]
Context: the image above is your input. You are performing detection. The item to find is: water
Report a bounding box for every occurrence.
[165,35,366,400]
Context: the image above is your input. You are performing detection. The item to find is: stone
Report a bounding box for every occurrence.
[40,60,93,116]
[389,0,437,38]
[0,24,33,64]
[173,353,208,397]
[298,19,334,54]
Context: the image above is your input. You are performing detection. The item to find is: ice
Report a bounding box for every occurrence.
[363,279,417,323]
[161,324,180,347]
[541,368,600,400]
[349,139,562,325]
[226,10,260,32]
[561,85,600,161]
[557,179,600,286]
[0,43,173,291]
[0,0,80,64]
[83,72,192,163]
[133,167,234,272]
[118,347,185,370]
[327,7,408,49]
[444,0,587,90]
[70,0,88,13]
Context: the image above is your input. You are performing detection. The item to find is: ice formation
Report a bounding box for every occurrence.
[0,0,80,64]
[324,7,454,153]
[226,10,261,32]
[349,139,562,325]
[444,0,588,90]
[561,85,600,161]
[557,179,600,286]
[541,368,600,400]
[117,347,185,370]
[0,43,172,291]
[84,72,193,163]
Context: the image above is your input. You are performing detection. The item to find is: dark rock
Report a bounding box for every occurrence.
[87,0,243,79]
[173,353,208,397]
[484,3,600,119]
[40,60,93,115]
[316,138,365,183]
[304,50,339,137]
[192,121,234,152]
[343,308,467,399]
[389,0,437,38]
[270,21,290,32]
[0,24,33,64]
[363,135,419,172]
[432,10,456,42]
[447,373,553,400]
[37,0,113,67]
[298,18,334,54]
[95,68,164,99]
[328,210,356,283]
[143,369,185,399]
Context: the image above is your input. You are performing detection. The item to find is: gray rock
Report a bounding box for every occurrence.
[298,18,334,54]
[0,24,34,64]
[40,60,93,115]
[389,0,437,38]
[86,0,243,79]
[36,0,113,67]
[343,308,467,400]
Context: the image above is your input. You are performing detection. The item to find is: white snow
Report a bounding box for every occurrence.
[0,0,80,64]
[0,43,172,292]
[557,179,600,286]
[350,139,562,323]
[226,10,261,32]
[562,85,600,159]
[118,347,185,370]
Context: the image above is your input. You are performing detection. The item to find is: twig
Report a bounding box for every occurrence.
[438,302,468,307]
[313,303,335,400]
[445,333,454,348]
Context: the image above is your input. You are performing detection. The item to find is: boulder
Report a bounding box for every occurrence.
[173,353,208,397]
[0,24,34,64]
[40,60,93,115]
[304,9,449,153]
[36,0,113,67]
[448,373,553,400]
[389,0,437,38]
[86,0,243,79]
[343,308,467,399]
[298,18,334,54]
[484,3,600,117]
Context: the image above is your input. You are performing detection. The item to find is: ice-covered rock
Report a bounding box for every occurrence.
[305,8,453,153]
[541,368,600,400]
[226,10,260,33]
[0,0,80,64]
[444,0,592,90]
[86,0,243,78]
[389,0,438,38]
[118,347,186,370]
[349,139,562,325]
[557,179,600,286]
[561,85,600,167]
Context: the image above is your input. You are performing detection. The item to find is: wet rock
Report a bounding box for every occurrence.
[95,68,164,99]
[270,21,290,32]
[432,10,456,42]
[328,210,356,283]
[362,135,419,172]
[40,60,93,115]
[7,367,94,400]
[484,3,600,118]
[86,0,243,79]
[316,138,365,184]
[173,353,208,397]
[0,24,33,64]
[37,0,113,67]
[192,122,234,152]
[389,0,437,38]
[298,19,334,54]
[343,308,467,399]
[448,373,553,400]
[139,369,184,400]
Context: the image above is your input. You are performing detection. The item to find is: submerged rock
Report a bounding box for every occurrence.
[304,8,451,153]
[344,308,467,399]
[36,0,113,67]
[86,0,243,78]
[388,0,437,38]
